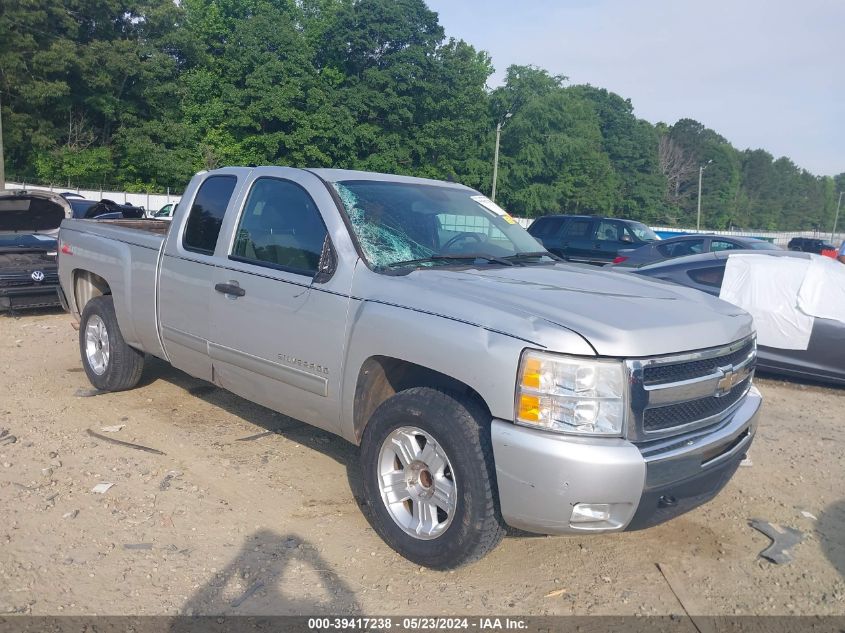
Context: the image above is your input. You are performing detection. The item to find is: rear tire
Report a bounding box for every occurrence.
[360,387,506,569]
[79,295,144,392]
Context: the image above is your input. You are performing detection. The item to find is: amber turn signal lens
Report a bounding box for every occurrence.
[521,357,542,390]
[518,394,540,422]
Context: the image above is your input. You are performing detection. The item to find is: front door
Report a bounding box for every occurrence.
[592,219,628,263]
[209,171,352,433]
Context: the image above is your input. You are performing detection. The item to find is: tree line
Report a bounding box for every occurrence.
[1,0,842,230]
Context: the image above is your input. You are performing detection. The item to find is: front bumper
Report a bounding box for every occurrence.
[0,284,61,311]
[491,386,762,534]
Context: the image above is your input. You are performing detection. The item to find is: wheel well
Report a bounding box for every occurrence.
[353,356,488,442]
[73,270,111,313]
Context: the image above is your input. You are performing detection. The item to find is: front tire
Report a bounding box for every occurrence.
[79,295,144,392]
[360,388,505,569]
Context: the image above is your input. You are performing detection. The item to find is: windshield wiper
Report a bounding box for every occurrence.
[505,251,561,262]
[386,254,515,269]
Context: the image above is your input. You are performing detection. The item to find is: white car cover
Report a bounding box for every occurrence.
[797,255,845,323]
[719,254,845,350]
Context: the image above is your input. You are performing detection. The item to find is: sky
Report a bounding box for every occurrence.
[424,0,844,177]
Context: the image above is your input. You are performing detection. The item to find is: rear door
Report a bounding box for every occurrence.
[208,169,353,433]
[158,171,245,381]
[710,238,744,253]
[528,217,565,250]
[658,237,707,259]
[557,217,596,261]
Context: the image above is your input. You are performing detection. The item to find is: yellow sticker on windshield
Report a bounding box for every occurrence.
[502,214,517,224]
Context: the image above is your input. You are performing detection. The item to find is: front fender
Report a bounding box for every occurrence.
[338,300,589,444]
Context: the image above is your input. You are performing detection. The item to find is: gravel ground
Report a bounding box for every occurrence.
[0,310,843,616]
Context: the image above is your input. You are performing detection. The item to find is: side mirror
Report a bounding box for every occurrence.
[620,235,634,243]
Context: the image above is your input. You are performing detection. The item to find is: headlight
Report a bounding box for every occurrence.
[515,350,626,436]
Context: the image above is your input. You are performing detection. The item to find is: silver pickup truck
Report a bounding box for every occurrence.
[58,167,761,568]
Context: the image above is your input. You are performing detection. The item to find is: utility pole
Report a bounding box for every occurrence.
[491,112,511,202]
[696,159,712,231]
[0,91,5,191]
[832,191,843,242]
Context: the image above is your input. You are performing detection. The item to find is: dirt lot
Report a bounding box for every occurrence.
[0,310,843,616]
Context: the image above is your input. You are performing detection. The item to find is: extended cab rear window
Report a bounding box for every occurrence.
[183,176,238,255]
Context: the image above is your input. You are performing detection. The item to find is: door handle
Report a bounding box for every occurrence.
[215,282,245,297]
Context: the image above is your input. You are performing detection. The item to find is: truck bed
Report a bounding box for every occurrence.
[58,217,169,359]
[99,218,171,235]
[60,218,169,251]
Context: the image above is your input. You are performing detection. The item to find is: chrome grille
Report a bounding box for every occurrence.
[642,339,756,386]
[0,272,59,288]
[625,336,756,442]
[643,377,751,432]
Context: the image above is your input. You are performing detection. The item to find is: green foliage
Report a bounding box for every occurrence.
[496,89,619,216]
[662,118,840,231]
[570,86,667,222]
[0,0,839,229]
[35,146,115,186]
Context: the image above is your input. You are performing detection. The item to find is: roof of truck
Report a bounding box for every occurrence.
[203,167,476,191]
[311,168,476,190]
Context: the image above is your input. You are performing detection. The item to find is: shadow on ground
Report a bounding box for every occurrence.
[167,530,359,629]
[2,306,65,319]
[818,499,845,580]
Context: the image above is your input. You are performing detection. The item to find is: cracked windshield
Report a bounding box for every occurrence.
[332,180,550,270]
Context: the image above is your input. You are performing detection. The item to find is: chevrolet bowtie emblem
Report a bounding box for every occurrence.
[715,364,746,397]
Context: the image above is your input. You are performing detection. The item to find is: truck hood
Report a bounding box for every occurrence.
[368,263,753,357]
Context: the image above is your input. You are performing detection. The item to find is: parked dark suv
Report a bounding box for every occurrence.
[787,237,837,254]
[527,215,659,264]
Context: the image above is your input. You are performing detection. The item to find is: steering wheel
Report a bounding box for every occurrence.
[443,231,486,250]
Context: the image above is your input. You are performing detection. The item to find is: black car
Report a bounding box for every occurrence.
[622,249,845,386]
[610,234,780,267]
[787,237,837,254]
[68,198,145,220]
[0,190,69,312]
[527,215,659,264]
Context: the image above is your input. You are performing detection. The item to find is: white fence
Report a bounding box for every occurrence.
[5,181,180,213]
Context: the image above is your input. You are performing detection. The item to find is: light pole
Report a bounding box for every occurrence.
[832,191,843,242]
[0,90,5,191]
[696,159,712,231]
[491,112,511,202]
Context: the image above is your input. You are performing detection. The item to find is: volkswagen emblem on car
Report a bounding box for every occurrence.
[31,270,45,282]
